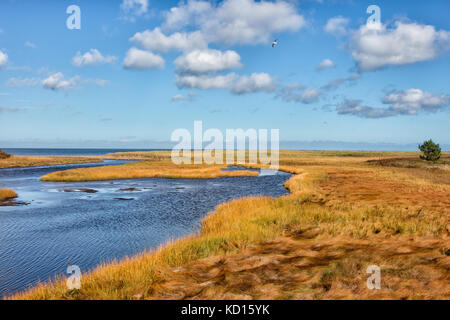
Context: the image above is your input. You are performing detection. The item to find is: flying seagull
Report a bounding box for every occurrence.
[272,39,278,48]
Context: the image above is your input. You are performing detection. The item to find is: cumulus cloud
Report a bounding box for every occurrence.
[196,0,304,45]
[6,77,39,87]
[336,89,450,118]
[123,47,165,70]
[324,16,349,35]
[176,72,277,95]
[42,72,79,90]
[0,50,8,67]
[382,88,450,115]
[72,49,117,67]
[277,84,321,104]
[164,0,212,30]
[127,0,303,97]
[350,22,450,72]
[231,73,277,95]
[316,58,335,71]
[130,28,207,53]
[175,49,242,74]
[161,0,305,46]
[176,73,236,90]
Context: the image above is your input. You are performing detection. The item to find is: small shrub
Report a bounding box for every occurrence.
[0,149,11,159]
[418,139,441,162]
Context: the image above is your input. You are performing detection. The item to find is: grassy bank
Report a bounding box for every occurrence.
[0,155,103,169]
[40,161,259,182]
[0,189,17,201]
[41,150,448,182]
[12,150,450,300]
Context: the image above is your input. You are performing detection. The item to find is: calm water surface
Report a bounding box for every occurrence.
[0,160,291,296]
[2,148,166,156]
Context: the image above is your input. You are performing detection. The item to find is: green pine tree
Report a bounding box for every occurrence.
[418,139,441,162]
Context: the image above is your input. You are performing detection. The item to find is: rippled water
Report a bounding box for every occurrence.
[0,161,291,296]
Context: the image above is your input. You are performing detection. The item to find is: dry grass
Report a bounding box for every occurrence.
[11,150,450,300]
[368,154,450,168]
[0,149,11,159]
[0,155,102,169]
[105,150,173,161]
[0,189,17,201]
[40,161,258,182]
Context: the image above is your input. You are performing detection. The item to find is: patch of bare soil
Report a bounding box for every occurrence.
[60,188,98,193]
[0,199,29,206]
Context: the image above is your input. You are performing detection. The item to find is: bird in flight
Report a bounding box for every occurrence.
[272,39,278,48]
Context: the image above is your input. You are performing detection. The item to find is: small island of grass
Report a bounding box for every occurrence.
[0,189,17,202]
[0,153,103,169]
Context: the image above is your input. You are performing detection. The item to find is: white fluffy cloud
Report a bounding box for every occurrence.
[163,0,305,45]
[72,49,117,67]
[176,73,235,90]
[316,59,335,71]
[350,22,450,72]
[174,49,242,73]
[0,50,8,68]
[231,73,277,94]
[123,48,165,70]
[42,72,79,90]
[127,0,303,97]
[164,0,212,30]
[130,28,207,53]
[336,89,450,118]
[176,72,276,94]
[324,16,349,35]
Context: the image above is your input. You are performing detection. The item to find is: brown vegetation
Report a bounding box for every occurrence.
[40,161,258,182]
[0,155,102,169]
[0,189,17,201]
[11,150,450,300]
[0,149,12,159]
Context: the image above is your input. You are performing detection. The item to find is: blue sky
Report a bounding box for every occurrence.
[0,0,449,149]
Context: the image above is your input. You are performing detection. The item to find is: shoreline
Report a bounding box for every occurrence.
[0,155,103,169]
[8,164,299,300]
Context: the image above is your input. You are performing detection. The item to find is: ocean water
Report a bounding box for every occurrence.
[2,148,167,157]
[0,161,292,296]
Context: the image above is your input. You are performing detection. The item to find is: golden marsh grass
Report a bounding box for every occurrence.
[0,155,102,169]
[10,150,450,300]
[0,189,17,201]
[41,161,259,182]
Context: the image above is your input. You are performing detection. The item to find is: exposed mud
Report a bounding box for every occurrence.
[61,188,98,193]
[0,199,29,206]
[119,187,141,192]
